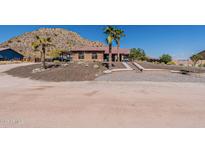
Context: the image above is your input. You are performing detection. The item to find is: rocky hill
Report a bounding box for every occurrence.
[0,28,105,57]
[198,50,205,60]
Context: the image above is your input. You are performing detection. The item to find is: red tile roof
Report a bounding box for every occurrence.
[71,46,130,54]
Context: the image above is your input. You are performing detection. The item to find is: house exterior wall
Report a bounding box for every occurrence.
[0,49,24,60]
[71,51,104,62]
[71,52,79,61]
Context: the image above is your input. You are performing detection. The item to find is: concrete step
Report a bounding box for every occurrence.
[122,62,133,70]
[127,62,142,72]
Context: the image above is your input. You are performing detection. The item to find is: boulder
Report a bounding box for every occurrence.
[93,64,99,69]
[77,61,84,65]
[62,63,69,67]
[103,70,112,74]
[32,68,46,73]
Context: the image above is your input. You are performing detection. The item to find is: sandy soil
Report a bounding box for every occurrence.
[1,63,205,127]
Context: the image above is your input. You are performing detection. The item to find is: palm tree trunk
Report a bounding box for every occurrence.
[40,51,43,62]
[117,41,120,62]
[109,44,112,69]
[42,48,46,69]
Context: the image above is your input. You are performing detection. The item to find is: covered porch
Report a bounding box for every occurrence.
[103,53,129,62]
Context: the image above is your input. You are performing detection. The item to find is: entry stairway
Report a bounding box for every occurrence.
[104,62,143,73]
[104,61,165,74]
[127,62,142,72]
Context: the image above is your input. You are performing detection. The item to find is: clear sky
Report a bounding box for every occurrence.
[0,25,205,59]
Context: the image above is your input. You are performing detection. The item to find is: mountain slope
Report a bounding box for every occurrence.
[197,50,205,60]
[0,28,105,57]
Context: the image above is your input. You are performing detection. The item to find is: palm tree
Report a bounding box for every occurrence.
[115,28,125,62]
[32,36,53,69]
[104,26,116,69]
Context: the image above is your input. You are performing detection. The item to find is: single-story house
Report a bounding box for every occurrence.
[0,47,24,61]
[62,47,130,62]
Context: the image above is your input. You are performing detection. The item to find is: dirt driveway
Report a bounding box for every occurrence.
[1,63,205,127]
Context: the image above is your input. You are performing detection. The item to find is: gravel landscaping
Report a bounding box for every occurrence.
[5,62,107,81]
[4,62,128,82]
[4,62,205,83]
[96,70,205,82]
[137,61,205,73]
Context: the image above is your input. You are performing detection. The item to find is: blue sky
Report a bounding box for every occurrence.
[0,25,205,59]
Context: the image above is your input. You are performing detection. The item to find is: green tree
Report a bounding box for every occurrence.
[114,28,125,62]
[129,48,147,61]
[32,36,53,69]
[160,54,172,64]
[190,54,203,66]
[104,26,116,69]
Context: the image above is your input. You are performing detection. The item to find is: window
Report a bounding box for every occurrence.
[92,52,97,59]
[78,52,84,59]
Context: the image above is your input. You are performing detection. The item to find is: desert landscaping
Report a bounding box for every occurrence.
[1,63,205,127]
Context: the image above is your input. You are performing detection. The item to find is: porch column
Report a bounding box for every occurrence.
[115,54,117,62]
[121,55,124,61]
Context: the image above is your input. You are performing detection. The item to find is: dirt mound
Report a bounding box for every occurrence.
[5,62,107,81]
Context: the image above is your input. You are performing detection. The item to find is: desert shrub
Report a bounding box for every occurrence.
[53,60,61,67]
[167,61,176,65]
[198,63,205,67]
[152,61,160,64]
[160,54,172,64]
[49,49,63,58]
[53,60,60,63]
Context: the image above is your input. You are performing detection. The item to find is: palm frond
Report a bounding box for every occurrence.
[31,42,40,50]
[106,35,114,45]
[114,28,125,45]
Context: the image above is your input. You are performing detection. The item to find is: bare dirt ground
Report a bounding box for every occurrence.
[1,63,205,127]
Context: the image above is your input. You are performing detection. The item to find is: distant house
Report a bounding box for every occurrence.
[0,47,24,61]
[62,46,130,62]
